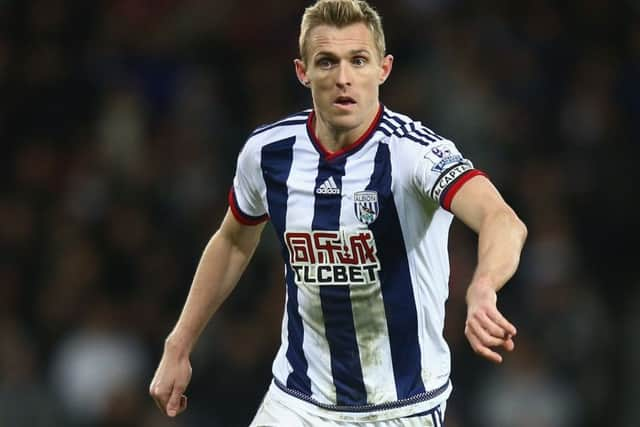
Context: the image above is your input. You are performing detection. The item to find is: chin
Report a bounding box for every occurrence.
[327,110,361,128]
[329,116,361,132]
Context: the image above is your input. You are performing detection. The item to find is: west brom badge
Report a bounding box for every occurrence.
[354,191,379,225]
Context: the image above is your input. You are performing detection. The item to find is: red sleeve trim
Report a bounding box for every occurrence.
[228,187,269,225]
[441,169,488,211]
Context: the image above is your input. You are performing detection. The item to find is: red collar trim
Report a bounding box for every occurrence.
[307,104,383,161]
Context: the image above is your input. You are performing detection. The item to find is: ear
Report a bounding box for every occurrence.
[379,54,394,85]
[294,59,311,88]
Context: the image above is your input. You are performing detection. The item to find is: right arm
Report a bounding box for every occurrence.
[149,209,266,417]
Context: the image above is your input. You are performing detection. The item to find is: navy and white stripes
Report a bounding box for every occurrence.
[379,110,444,146]
[229,105,474,420]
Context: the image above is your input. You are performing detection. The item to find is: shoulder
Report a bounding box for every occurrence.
[236,110,310,170]
[379,106,447,149]
[247,110,311,144]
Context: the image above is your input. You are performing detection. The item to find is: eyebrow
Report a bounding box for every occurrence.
[314,49,372,58]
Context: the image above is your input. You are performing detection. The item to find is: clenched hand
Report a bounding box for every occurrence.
[149,342,192,417]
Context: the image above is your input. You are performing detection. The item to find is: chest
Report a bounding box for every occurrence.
[263,147,393,232]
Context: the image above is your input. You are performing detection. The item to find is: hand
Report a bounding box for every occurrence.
[464,284,517,363]
[149,340,192,417]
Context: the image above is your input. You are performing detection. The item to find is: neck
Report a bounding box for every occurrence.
[313,104,380,153]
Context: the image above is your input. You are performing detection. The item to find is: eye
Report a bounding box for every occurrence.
[316,58,335,69]
[352,56,368,67]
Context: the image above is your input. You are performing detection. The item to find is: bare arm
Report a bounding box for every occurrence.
[149,209,266,416]
[450,175,527,363]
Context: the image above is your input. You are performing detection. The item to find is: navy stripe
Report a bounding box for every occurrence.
[420,126,443,140]
[415,129,437,142]
[405,404,438,418]
[380,113,435,146]
[384,111,444,142]
[251,118,308,137]
[409,123,436,142]
[381,118,403,134]
[415,128,440,142]
[366,142,426,399]
[261,137,312,396]
[383,113,406,127]
[256,111,310,130]
[378,119,434,146]
[380,118,433,146]
[404,133,433,146]
[379,123,395,135]
[436,406,445,426]
[312,156,367,406]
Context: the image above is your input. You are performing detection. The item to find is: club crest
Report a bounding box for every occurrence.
[353,191,379,224]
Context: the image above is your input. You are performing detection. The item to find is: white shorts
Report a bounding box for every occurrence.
[249,384,446,427]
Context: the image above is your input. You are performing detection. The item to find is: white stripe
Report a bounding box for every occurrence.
[340,141,398,404]
[385,109,442,141]
[272,291,292,380]
[328,176,337,189]
[380,122,395,135]
[387,140,452,392]
[285,140,336,404]
[383,108,413,125]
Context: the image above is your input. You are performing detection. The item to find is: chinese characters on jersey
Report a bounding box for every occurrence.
[284,230,381,285]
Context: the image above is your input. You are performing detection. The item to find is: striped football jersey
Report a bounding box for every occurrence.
[229,104,485,421]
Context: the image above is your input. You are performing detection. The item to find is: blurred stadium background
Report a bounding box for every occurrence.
[1,0,638,426]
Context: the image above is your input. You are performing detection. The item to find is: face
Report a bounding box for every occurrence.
[295,23,393,135]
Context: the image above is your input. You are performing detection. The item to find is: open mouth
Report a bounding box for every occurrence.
[334,96,356,106]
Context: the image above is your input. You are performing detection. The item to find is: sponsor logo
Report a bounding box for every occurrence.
[431,162,472,201]
[316,176,341,195]
[353,191,379,224]
[431,154,463,173]
[285,230,381,285]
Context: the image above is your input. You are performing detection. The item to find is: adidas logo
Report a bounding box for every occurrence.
[316,176,341,195]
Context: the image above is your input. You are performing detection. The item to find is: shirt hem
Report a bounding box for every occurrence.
[269,378,452,422]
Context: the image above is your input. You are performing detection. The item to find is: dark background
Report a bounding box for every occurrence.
[1,0,638,426]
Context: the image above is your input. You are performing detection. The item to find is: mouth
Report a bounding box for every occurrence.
[333,96,357,108]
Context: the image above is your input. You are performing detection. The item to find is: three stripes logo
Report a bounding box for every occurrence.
[316,176,341,195]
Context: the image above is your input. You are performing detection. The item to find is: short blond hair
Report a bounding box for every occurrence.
[299,0,386,64]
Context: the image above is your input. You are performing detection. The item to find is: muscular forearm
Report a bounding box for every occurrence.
[167,220,262,355]
[150,211,263,417]
[468,209,527,294]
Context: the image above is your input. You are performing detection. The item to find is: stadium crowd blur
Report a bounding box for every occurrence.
[1,0,638,426]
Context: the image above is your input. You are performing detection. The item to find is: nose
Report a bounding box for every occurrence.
[336,60,352,88]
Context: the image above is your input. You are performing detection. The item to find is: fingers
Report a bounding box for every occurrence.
[149,354,192,418]
[465,308,517,363]
[476,313,508,340]
[149,380,171,414]
[149,380,188,418]
[468,316,507,347]
[486,309,517,337]
[166,385,188,417]
[465,324,503,363]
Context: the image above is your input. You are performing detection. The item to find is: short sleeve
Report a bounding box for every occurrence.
[228,141,269,225]
[414,139,487,211]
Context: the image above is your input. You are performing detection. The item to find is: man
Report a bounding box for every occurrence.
[149,0,527,425]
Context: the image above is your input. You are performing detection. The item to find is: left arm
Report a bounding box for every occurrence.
[450,175,528,363]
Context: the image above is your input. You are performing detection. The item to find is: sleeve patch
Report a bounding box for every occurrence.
[430,162,473,202]
[431,154,464,173]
